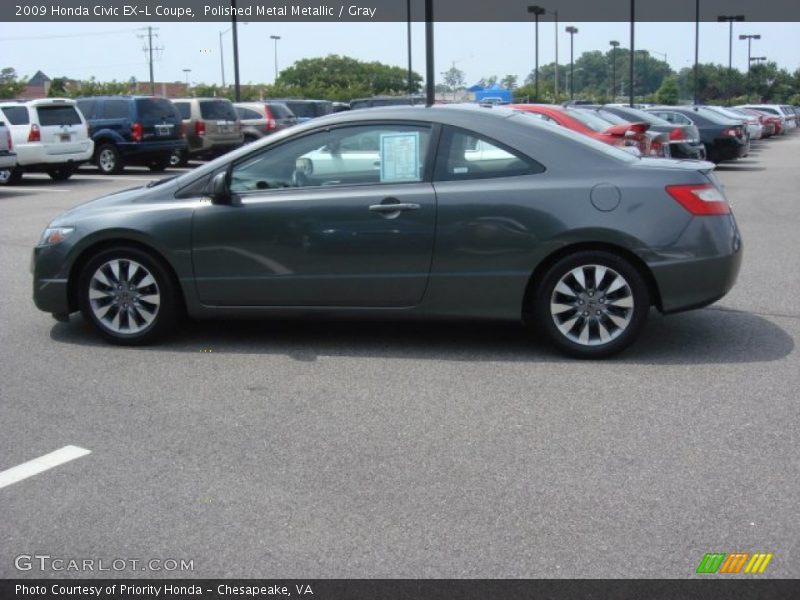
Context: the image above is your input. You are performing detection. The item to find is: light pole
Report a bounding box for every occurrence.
[219,22,248,89]
[406,0,413,95]
[693,0,699,104]
[425,0,434,106]
[528,5,546,102]
[270,35,281,84]
[183,68,191,87]
[609,40,619,100]
[750,56,766,65]
[718,14,745,104]
[565,26,578,100]
[739,33,760,76]
[629,0,635,107]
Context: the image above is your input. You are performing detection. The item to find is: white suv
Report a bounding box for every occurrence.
[0,98,93,185]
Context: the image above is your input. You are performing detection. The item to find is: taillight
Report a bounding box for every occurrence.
[668,127,686,141]
[195,120,205,136]
[28,124,41,142]
[6,130,12,150]
[131,122,143,142]
[666,184,730,216]
[264,105,276,131]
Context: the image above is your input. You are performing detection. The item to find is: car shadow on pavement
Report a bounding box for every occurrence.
[715,165,766,172]
[49,307,794,365]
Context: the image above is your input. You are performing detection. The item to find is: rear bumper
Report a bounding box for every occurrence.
[15,143,93,167]
[116,140,187,162]
[0,150,16,169]
[649,215,743,314]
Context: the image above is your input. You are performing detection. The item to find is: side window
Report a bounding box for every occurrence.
[229,124,431,193]
[76,99,95,120]
[236,107,262,120]
[434,127,544,181]
[0,106,30,125]
[102,99,130,120]
[174,102,191,120]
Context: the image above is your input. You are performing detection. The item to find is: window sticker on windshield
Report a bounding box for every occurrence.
[380,132,420,182]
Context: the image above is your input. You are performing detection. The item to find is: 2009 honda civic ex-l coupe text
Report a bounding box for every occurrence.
[32,105,742,358]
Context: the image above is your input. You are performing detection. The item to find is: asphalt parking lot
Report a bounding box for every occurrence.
[1,138,798,579]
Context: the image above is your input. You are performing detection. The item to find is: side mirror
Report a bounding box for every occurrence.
[209,171,231,204]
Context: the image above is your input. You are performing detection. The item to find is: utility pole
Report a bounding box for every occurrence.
[717,15,745,105]
[138,26,161,95]
[693,0,700,105]
[629,0,635,107]
[231,0,241,101]
[407,0,413,95]
[425,0,434,106]
[554,10,559,102]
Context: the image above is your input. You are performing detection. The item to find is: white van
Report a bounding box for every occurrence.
[0,98,93,184]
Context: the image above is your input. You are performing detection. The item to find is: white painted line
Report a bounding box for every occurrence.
[0,445,91,489]
[0,187,71,193]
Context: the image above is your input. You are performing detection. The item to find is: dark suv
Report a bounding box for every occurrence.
[76,96,186,174]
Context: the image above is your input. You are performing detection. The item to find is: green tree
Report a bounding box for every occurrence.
[275,55,422,102]
[656,75,679,105]
[501,74,518,90]
[441,65,466,100]
[0,68,26,99]
[47,77,69,97]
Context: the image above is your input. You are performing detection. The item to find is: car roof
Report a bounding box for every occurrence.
[298,103,521,128]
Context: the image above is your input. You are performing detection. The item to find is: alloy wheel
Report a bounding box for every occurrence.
[549,264,634,346]
[88,258,160,335]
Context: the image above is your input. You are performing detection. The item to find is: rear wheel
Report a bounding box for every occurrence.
[533,251,650,359]
[47,166,75,181]
[0,167,23,185]
[78,246,181,345]
[147,158,169,172]
[96,143,123,174]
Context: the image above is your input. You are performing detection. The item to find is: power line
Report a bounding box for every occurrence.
[0,28,137,41]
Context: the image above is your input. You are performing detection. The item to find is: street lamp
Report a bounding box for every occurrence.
[693,0,699,105]
[718,14,745,104]
[565,26,578,100]
[609,40,620,100]
[182,68,191,87]
[739,33,761,76]
[527,5,546,102]
[270,35,281,84]
[750,56,767,65]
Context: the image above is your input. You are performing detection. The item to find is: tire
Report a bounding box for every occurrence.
[96,143,123,174]
[78,246,182,345]
[47,166,75,181]
[532,251,650,359]
[171,149,189,167]
[0,167,23,185]
[147,158,169,172]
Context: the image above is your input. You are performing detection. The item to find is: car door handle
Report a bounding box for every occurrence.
[369,202,420,213]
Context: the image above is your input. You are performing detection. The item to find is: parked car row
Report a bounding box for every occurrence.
[0,96,330,183]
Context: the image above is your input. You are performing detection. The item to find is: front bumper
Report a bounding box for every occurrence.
[32,244,72,316]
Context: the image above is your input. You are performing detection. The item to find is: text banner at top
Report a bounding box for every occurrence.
[3,0,800,23]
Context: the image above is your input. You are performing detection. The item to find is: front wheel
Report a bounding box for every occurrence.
[78,247,181,345]
[533,251,650,359]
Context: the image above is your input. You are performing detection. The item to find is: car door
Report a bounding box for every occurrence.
[191,122,437,307]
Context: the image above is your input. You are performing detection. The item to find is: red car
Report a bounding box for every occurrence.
[740,107,781,137]
[511,104,654,155]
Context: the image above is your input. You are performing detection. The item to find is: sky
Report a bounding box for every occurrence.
[1,21,798,87]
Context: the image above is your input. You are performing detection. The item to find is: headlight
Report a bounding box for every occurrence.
[39,227,75,246]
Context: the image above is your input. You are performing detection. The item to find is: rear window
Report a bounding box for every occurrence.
[607,107,672,127]
[267,103,293,118]
[136,98,179,120]
[566,108,615,132]
[37,105,82,126]
[284,101,316,119]
[200,99,237,120]
[173,102,191,119]
[1,105,29,125]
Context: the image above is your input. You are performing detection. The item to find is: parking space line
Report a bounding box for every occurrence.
[0,445,91,489]
[0,187,70,193]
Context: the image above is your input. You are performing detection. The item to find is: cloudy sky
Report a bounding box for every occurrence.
[1,21,798,86]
